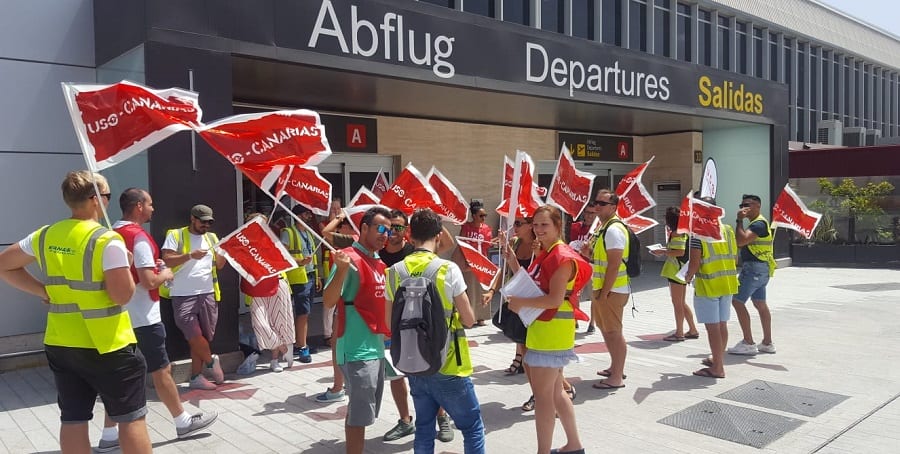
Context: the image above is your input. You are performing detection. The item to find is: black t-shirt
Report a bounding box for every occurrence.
[740,220,770,262]
[380,243,415,267]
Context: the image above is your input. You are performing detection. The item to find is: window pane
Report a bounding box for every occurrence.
[463,0,494,17]
[797,43,806,108]
[419,0,453,7]
[504,0,530,25]
[630,0,647,51]
[677,3,691,61]
[699,9,711,66]
[737,27,748,74]
[753,29,763,78]
[654,6,670,56]
[718,16,730,71]
[573,0,596,39]
[602,0,623,45]
[811,48,819,110]
[784,38,793,87]
[542,0,564,33]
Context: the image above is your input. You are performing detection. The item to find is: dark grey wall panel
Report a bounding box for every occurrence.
[0,0,94,67]
[93,0,147,67]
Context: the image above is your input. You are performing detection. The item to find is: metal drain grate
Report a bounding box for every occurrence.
[717,380,849,417]
[831,282,900,292]
[659,400,804,448]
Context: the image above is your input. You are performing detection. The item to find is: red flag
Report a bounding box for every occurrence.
[343,204,390,236]
[496,151,543,218]
[237,162,284,191]
[456,237,499,291]
[198,109,331,167]
[426,167,468,225]
[677,195,724,242]
[501,156,514,200]
[616,157,656,219]
[546,144,595,218]
[62,81,202,170]
[372,169,390,198]
[676,192,693,235]
[772,183,822,239]
[277,166,332,216]
[347,186,381,208]
[621,214,659,235]
[214,216,298,286]
[379,163,441,216]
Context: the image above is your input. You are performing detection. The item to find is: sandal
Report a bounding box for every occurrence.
[505,354,525,375]
[663,334,685,342]
[522,395,535,412]
[596,369,627,380]
[685,332,700,339]
[565,385,576,401]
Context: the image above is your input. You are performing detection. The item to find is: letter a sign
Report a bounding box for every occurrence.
[347,124,366,148]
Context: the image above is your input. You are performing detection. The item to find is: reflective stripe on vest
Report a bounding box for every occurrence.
[36,220,136,353]
[660,233,688,283]
[283,226,309,285]
[526,300,576,352]
[746,214,777,277]
[160,227,221,301]
[695,225,739,298]
[592,217,629,290]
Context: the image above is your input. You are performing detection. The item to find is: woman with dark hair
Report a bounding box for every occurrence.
[508,205,585,454]
[651,206,699,341]
[460,200,494,326]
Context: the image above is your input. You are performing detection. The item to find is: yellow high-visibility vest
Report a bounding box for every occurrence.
[745,214,776,277]
[695,225,739,298]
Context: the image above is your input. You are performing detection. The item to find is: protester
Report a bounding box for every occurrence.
[387,208,485,454]
[460,200,494,326]
[731,194,778,355]
[507,205,585,454]
[0,171,151,453]
[650,206,700,341]
[685,197,739,378]
[280,205,320,364]
[161,204,227,390]
[589,189,630,390]
[97,188,219,451]
[322,206,393,454]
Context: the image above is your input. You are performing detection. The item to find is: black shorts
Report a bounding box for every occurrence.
[134,323,170,373]
[45,344,148,424]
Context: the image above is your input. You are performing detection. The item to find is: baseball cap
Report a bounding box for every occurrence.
[191,204,214,221]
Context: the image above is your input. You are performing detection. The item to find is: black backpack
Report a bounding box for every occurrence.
[601,219,642,278]
[389,259,461,376]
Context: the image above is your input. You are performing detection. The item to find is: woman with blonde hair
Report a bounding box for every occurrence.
[508,205,585,454]
[240,213,295,372]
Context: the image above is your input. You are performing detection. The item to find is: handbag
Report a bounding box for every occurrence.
[492,302,527,344]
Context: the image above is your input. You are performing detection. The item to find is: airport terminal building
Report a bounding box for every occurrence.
[1,0,898,355]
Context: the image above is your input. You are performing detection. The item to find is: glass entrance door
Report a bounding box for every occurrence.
[318,153,395,207]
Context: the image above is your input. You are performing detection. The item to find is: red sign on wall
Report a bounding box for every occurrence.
[347,123,367,148]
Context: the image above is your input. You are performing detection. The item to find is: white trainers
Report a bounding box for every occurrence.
[270,359,283,372]
[728,340,758,355]
[284,345,294,369]
[203,354,225,384]
[757,342,777,354]
[189,374,217,390]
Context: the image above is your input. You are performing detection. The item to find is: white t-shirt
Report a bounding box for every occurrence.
[18,229,129,273]
[602,223,630,294]
[112,221,160,327]
[161,229,216,297]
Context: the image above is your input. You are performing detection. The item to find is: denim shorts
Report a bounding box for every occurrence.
[291,280,314,316]
[734,261,770,303]
[693,294,732,324]
[524,348,578,369]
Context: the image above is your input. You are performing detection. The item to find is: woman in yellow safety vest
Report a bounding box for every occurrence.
[652,207,700,341]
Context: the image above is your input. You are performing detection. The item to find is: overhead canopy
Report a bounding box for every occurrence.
[790,145,900,178]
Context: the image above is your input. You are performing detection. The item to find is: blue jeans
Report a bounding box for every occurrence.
[408,374,485,454]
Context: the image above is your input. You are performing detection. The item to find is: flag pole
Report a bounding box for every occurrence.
[62,83,113,228]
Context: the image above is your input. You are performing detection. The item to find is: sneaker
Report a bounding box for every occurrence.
[176,411,219,439]
[270,360,283,372]
[298,346,312,364]
[436,414,454,443]
[383,418,415,441]
[728,340,758,355]
[284,345,294,368]
[315,387,346,403]
[586,324,595,334]
[94,438,119,453]
[189,374,217,390]
[203,354,225,384]
[758,342,777,354]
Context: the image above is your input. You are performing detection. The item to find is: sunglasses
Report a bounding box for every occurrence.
[375,224,394,237]
[92,193,112,201]
[513,220,531,227]
[198,219,214,225]
[739,203,751,208]
[391,224,407,232]
[477,214,487,218]
[593,200,615,206]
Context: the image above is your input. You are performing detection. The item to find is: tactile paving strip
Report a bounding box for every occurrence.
[717,380,849,417]
[658,400,804,448]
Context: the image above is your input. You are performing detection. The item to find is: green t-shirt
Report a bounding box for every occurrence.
[328,242,385,365]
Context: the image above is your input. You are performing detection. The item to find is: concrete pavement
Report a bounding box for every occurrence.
[1,265,899,453]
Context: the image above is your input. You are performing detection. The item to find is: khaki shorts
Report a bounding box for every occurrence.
[592,291,629,333]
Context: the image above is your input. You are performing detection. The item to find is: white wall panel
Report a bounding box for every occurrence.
[0,60,95,153]
[0,0,94,67]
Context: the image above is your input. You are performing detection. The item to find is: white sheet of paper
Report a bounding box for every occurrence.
[646,243,665,252]
[499,268,546,327]
[676,261,690,282]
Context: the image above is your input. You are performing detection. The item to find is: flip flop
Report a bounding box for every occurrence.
[663,334,685,342]
[692,367,725,379]
[701,358,714,367]
[596,369,627,379]
[685,332,701,339]
[592,380,626,390]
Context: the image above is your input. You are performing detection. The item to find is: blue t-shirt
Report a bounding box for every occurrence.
[740,220,770,262]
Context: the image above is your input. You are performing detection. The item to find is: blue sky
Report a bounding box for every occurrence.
[820,0,900,36]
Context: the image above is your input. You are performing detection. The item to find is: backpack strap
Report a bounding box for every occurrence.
[421,258,448,281]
